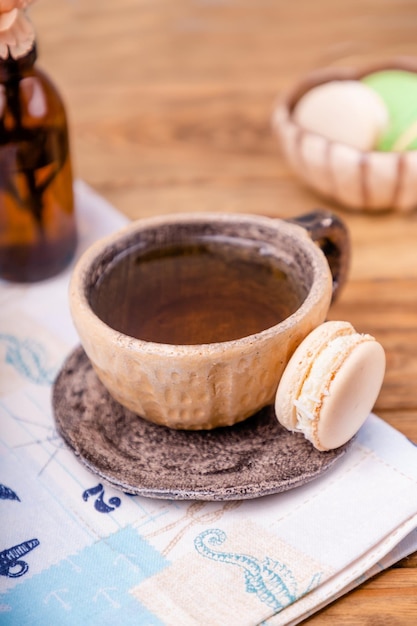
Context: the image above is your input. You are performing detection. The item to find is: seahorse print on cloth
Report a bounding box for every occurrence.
[194,528,322,613]
[130,519,329,626]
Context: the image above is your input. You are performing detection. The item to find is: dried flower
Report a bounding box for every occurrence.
[0,1,35,60]
[0,1,34,11]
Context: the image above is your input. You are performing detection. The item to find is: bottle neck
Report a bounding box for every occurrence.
[0,44,37,81]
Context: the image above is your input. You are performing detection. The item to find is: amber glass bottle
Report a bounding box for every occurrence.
[0,44,77,282]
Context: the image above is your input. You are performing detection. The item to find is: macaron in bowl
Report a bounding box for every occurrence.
[272,58,417,212]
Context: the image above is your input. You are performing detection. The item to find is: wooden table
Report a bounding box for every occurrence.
[31,0,417,622]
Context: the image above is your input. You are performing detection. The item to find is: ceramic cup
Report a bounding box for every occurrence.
[69,211,349,430]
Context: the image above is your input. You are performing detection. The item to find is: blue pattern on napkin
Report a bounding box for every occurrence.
[195,528,322,613]
[0,484,20,502]
[0,334,57,385]
[0,526,167,625]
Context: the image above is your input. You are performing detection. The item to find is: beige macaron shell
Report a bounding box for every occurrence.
[275,320,355,431]
[293,80,389,151]
[275,321,386,451]
[314,339,386,450]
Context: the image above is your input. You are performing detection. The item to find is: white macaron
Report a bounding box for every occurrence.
[275,321,386,451]
[293,80,389,151]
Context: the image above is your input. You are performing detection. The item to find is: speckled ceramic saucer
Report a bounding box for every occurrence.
[52,346,352,501]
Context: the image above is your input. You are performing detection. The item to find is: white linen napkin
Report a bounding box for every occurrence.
[1,180,416,626]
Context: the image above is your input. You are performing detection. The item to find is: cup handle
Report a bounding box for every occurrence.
[287,210,350,302]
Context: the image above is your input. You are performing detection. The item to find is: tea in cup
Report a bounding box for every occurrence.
[69,211,349,430]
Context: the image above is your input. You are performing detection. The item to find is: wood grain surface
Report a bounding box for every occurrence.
[31,0,417,623]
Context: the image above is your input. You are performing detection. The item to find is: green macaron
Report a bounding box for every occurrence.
[362,69,417,151]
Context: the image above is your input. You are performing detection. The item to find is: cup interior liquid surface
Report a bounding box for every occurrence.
[89,235,307,346]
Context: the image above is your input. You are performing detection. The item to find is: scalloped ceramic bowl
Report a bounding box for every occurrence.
[272,58,417,213]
